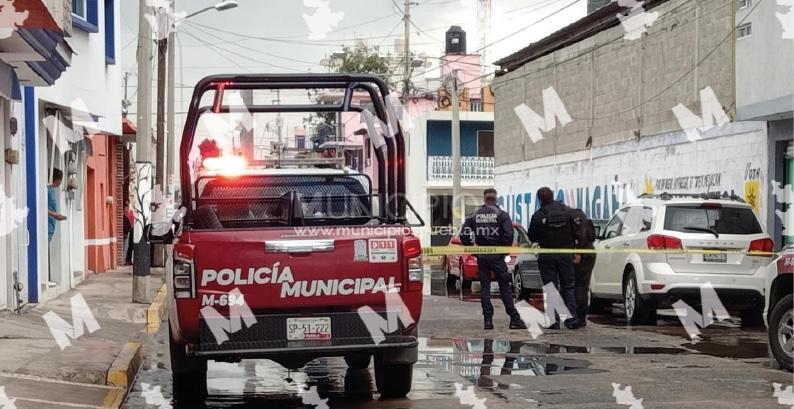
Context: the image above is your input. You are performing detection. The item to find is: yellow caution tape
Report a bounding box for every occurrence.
[420,246,778,257]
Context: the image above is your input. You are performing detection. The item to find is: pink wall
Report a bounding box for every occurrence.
[440,54,483,99]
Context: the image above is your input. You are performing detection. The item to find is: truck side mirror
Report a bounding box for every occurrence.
[147,222,174,244]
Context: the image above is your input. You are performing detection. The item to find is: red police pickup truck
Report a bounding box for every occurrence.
[150,75,424,402]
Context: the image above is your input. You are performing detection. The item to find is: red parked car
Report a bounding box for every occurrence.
[442,223,531,296]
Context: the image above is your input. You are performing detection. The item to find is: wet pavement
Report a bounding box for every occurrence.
[123,268,793,408]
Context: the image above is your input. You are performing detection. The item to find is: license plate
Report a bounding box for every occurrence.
[703,253,727,263]
[286,317,331,341]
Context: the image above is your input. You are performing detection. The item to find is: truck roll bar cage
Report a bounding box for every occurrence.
[179,74,407,223]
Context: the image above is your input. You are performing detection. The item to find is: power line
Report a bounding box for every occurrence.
[182,22,326,67]
[474,0,583,54]
[180,27,305,72]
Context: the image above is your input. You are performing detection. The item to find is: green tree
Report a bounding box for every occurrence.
[313,45,393,137]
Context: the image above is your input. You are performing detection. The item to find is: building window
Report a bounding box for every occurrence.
[470,98,483,112]
[73,0,99,33]
[737,23,752,39]
[477,130,494,157]
[104,0,115,64]
[73,0,86,19]
[737,0,751,9]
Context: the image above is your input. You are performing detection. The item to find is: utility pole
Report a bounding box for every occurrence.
[166,0,176,198]
[402,0,411,97]
[122,72,132,117]
[133,0,154,303]
[450,69,462,228]
[152,5,169,268]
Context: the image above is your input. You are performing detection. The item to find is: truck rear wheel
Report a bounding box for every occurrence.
[169,327,207,403]
[344,354,371,370]
[374,358,412,398]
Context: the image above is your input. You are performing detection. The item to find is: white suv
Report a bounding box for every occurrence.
[590,193,773,326]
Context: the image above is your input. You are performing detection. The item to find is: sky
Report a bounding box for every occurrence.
[120,0,588,133]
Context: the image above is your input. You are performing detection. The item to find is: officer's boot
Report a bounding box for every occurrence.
[509,314,527,330]
[484,316,494,330]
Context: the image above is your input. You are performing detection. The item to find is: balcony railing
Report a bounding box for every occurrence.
[427,156,494,183]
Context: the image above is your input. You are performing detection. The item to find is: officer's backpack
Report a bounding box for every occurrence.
[569,208,596,248]
[541,204,575,247]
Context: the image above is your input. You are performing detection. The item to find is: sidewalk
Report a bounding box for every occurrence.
[0,267,164,409]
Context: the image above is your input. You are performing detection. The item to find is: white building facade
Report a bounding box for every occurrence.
[21,0,122,304]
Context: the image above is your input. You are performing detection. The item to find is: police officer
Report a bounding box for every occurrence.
[528,187,580,330]
[460,188,527,330]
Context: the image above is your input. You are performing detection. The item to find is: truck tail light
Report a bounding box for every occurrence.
[173,260,195,298]
[748,238,774,255]
[404,237,423,292]
[647,234,683,251]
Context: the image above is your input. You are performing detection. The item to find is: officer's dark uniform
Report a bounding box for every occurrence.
[528,200,578,328]
[460,204,523,328]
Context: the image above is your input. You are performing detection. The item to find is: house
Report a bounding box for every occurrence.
[492,0,791,249]
[0,0,76,311]
[21,0,122,305]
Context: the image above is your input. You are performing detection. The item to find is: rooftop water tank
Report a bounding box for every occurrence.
[445,26,466,54]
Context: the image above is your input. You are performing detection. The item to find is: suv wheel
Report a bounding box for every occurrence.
[623,272,657,326]
[374,357,413,398]
[769,294,793,371]
[512,269,530,302]
[588,289,611,315]
[169,326,207,403]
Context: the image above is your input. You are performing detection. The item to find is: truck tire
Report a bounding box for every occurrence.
[623,272,657,326]
[768,294,793,371]
[344,354,371,370]
[374,357,412,398]
[169,327,207,403]
[192,205,223,230]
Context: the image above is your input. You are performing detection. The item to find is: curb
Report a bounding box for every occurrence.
[147,284,168,334]
[103,341,142,408]
[102,284,167,408]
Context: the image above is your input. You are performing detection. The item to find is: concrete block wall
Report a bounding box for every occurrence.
[493,0,735,167]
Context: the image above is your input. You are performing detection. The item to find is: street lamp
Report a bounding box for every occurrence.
[163,0,241,199]
[184,0,239,19]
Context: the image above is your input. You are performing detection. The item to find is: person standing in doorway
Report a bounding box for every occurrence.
[460,188,527,331]
[123,200,134,265]
[528,187,580,329]
[47,169,66,242]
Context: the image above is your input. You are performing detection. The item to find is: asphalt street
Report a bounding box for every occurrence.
[123,270,794,408]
